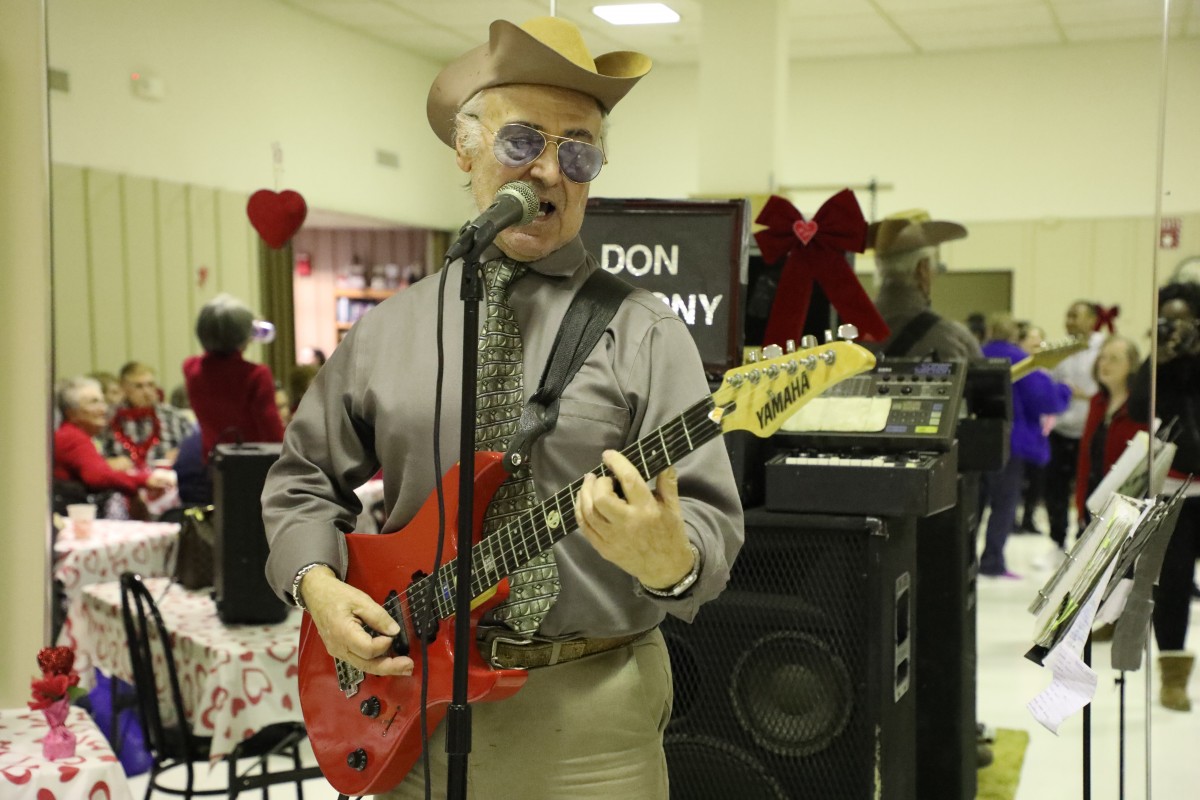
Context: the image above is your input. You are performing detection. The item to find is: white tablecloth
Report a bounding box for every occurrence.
[73,578,303,759]
[0,705,133,800]
[54,520,179,679]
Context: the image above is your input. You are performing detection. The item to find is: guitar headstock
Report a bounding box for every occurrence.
[713,327,876,438]
[1012,335,1089,381]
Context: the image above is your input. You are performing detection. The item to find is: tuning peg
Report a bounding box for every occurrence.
[837,324,859,341]
[800,335,818,349]
[820,349,837,365]
[785,339,797,354]
[824,329,834,343]
[762,344,783,360]
[744,347,760,364]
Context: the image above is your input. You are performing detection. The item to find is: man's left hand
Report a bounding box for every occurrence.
[576,450,695,591]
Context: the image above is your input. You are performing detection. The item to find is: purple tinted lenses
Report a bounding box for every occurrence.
[492,124,604,183]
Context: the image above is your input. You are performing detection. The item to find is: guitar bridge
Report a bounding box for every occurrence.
[335,658,364,698]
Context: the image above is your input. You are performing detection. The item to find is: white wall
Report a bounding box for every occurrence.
[48,0,471,229]
[1,0,52,701]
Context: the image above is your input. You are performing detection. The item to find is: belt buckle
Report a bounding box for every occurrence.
[487,633,534,670]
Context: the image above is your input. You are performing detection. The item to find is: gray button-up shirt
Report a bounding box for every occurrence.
[263,236,743,638]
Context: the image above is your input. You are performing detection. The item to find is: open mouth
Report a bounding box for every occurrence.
[536,200,556,219]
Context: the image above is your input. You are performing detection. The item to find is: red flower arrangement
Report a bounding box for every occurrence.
[29,646,83,710]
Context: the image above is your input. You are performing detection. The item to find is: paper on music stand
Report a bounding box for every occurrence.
[1086,429,1175,514]
[1095,577,1134,626]
[1027,558,1118,734]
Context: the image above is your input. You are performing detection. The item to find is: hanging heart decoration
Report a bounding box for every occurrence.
[246,189,307,249]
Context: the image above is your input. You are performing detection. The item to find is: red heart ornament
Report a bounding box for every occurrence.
[247,189,307,249]
[792,219,819,245]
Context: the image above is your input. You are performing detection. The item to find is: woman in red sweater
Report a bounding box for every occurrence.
[183,294,285,462]
[1075,335,1147,520]
[54,377,174,495]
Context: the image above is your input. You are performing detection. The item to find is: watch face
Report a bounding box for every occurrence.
[1174,257,1200,285]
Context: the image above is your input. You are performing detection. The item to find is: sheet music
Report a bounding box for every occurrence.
[1027,559,1118,734]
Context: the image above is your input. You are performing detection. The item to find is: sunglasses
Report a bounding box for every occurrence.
[485,122,606,184]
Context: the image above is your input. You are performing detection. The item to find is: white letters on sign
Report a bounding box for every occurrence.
[600,243,722,327]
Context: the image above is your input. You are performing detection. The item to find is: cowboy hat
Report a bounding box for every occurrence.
[427,17,652,147]
[867,209,968,256]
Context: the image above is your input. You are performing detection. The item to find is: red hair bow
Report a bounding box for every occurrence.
[1094,304,1119,334]
[753,191,890,346]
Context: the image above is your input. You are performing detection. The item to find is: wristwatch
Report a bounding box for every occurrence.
[290,562,332,610]
[640,542,702,598]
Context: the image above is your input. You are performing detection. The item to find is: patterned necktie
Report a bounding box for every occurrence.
[476,258,559,634]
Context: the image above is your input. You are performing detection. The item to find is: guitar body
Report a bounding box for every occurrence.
[297,452,528,796]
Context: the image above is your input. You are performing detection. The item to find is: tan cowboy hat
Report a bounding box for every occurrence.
[867,209,968,255]
[427,17,652,147]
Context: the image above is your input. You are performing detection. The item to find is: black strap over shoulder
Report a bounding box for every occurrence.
[884,310,940,358]
[503,269,634,473]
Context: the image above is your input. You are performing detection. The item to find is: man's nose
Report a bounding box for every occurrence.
[528,143,561,184]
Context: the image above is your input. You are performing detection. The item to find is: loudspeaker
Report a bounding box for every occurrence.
[662,508,916,800]
[915,474,980,800]
[211,443,288,625]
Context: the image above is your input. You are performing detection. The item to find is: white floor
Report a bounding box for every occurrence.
[126,532,1200,800]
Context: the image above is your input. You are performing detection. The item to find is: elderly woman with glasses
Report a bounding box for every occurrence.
[262,17,743,798]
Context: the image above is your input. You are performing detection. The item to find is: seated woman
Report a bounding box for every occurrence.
[183,294,285,461]
[54,376,174,504]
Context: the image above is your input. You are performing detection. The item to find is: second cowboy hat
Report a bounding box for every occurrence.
[426,17,652,147]
[867,209,968,256]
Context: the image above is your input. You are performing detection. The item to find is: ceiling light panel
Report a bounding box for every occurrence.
[593,3,681,25]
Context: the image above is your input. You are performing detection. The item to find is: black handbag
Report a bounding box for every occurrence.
[172,505,215,590]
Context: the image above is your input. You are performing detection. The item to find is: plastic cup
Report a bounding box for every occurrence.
[66,503,97,537]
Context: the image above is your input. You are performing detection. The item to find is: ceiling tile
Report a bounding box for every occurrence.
[1066,18,1188,41]
[794,36,915,60]
[370,24,478,59]
[893,3,1056,36]
[917,26,1063,51]
[1052,0,1185,25]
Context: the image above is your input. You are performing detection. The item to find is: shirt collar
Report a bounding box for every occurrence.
[478,236,587,280]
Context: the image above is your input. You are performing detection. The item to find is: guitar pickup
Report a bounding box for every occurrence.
[361,590,410,657]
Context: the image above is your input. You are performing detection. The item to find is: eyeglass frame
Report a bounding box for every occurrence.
[474,119,608,184]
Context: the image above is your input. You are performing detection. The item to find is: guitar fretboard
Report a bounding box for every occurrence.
[400,394,726,625]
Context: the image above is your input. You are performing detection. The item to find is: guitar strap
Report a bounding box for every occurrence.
[503,267,634,473]
[883,310,940,358]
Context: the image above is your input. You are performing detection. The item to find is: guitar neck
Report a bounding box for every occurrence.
[418,395,725,621]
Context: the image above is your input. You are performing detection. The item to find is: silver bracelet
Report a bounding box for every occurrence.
[640,543,702,598]
[291,562,332,610]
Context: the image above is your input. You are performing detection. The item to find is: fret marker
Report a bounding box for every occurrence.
[546,510,561,529]
[483,555,496,571]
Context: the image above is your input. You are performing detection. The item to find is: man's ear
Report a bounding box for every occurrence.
[454,135,473,174]
[916,258,933,291]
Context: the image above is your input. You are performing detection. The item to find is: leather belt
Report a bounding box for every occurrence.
[479,628,650,670]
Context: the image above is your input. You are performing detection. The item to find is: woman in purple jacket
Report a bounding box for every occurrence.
[980,315,1072,577]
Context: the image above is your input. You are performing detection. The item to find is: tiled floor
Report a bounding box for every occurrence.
[126,531,1200,800]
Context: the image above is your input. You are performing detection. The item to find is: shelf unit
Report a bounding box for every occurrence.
[335,287,397,336]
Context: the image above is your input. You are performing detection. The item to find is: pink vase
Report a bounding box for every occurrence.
[41,698,76,760]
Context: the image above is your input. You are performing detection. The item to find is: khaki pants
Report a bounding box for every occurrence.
[380,628,672,800]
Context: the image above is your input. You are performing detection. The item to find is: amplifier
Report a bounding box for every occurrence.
[211,443,289,625]
[764,446,958,518]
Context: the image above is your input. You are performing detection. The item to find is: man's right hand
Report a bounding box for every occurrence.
[300,566,415,677]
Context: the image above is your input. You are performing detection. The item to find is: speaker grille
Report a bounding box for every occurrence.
[664,735,789,800]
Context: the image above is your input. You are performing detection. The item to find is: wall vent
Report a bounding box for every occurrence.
[48,68,69,93]
[375,149,400,169]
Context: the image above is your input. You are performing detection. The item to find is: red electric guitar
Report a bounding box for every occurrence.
[297,338,877,795]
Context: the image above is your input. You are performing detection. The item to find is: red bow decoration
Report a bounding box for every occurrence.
[247,189,307,249]
[1094,304,1119,334]
[754,190,889,346]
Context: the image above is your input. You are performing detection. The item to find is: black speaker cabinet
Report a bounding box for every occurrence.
[211,443,288,625]
[662,508,916,800]
[915,474,980,800]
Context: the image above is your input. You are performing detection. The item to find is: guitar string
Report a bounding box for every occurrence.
[388,399,720,628]
[387,397,725,627]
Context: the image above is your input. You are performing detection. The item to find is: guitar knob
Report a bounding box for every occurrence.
[800,335,818,350]
[837,323,859,341]
[360,696,381,718]
[347,748,369,771]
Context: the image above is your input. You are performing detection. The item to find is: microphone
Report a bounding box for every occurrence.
[445,181,540,263]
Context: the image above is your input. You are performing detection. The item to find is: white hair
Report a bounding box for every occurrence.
[57,376,101,417]
[875,245,938,291]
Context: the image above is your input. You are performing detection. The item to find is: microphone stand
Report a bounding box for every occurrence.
[445,237,489,800]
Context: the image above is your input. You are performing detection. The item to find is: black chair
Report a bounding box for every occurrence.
[118,572,324,799]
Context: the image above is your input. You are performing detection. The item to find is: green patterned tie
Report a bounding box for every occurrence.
[476,258,559,634]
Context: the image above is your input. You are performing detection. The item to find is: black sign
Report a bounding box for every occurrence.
[580,198,749,376]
